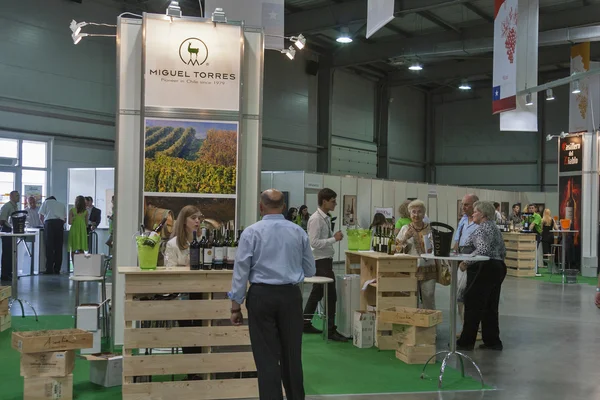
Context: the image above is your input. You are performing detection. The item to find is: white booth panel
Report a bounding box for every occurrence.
[416,183,429,202]
[323,175,342,262]
[382,180,395,212]
[243,30,262,116]
[68,169,95,205]
[394,181,407,214]
[406,182,418,199]
[371,180,384,209]
[273,172,304,209]
[260,172,273,192]
[340,176,358,257]
[95,168,114,229]
[357,178,372,229]
[305,173,324,190]
[118,18,143,111]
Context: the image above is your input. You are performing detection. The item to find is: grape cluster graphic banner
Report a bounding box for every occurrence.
[492,0,518,114]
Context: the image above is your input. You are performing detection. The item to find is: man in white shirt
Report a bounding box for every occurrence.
[0,191,19,281]
[303,188,348,342]
[26,196,42,228]
[39,196,66,274]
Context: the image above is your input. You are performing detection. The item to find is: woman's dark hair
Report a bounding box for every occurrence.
[285,207,297,221]
[299,205,309,221]
[369,213,387,229]
[75,196,86,214]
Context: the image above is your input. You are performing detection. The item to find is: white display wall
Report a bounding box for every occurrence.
[262,171,558,263]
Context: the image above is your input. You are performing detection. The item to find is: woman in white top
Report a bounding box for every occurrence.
[164,205,202,267]
[395,199,438,310]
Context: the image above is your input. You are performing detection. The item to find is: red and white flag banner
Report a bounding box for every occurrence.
[492,0,518,114]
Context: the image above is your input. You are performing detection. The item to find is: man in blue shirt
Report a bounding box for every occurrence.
[229,189,316,400]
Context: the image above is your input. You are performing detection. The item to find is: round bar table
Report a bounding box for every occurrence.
[419,253,489,389]
[550,230,578,282]
[0,232,39,319]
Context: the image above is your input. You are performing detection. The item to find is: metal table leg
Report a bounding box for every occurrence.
[8,236,39,320]
[74,281,80,328]
[420,261,484,389]
[323,283,329,343]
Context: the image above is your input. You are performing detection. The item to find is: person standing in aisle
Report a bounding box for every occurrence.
[68,196,89,269]
[86,197,101,253]
[295,205,310,232]
[39,196,67,274]
[0,191,20,282]
[303,188,348,342]
[25,196,42,228]
[453,194,479,336]
[229,189,316,400]
[526,204,543,270]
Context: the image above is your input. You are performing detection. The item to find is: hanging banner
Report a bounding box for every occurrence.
[499,0,538,131]
[559,136,583,173]
[205,0,284,50]
[568,44,600,134]
[143,15,242,112]
[492,0,518,114]
[366,0,395,39]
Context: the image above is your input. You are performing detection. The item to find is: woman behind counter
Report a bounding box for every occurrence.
[395,200,438,310]
[164,205,202,267]
[295,205,310,231]
[457,201,507,351]
[394,200,412,236]
[541,208,557,255]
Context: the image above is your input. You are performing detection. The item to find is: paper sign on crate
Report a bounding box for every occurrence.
[353,311,375,348]
[21,350,75,378]
[24,374,73,400]
[379,306,442,327]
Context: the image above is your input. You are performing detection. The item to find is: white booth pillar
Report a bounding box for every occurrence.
[112,17,263,345]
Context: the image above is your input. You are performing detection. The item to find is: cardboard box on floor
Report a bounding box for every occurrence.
[23,374,73,400]
[77,304,100,332]
[353,311,375,348]
[21,351,75,378]
[81,353,123,387]
[392,324,436,346]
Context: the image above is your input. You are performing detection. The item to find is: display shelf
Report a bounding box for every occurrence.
[119,267,258,400]
[346,251,418,351]
[502,232,536,277]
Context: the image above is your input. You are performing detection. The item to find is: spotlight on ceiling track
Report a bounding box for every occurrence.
[281,46,296,60]
[72,32,87,45]
[525,93,533,106]
[546,89,555,101]
[408,63,423,71]
[166,1,182,18]
[458,81,471,90]
[336,27,353,43]
[292,34,306,50]
[572,79,581,94]
[70,20,87,35]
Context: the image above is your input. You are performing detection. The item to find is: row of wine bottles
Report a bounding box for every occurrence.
[190,228,242,271]
[372,227,396,255]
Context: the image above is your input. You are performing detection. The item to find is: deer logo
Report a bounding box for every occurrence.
[179,38,208,66]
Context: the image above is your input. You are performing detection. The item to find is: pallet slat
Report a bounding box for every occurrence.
[123,352,256,376]
[377,276,418,292]
[125,274,232,294]
[122,379,258,400]
[124,326,251,348]
[124,300,247,321]
[377,294,417,310]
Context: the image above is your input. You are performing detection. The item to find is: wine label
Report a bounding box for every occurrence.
[203,248,213,264]
[565,207,573,221]
[190,249,200,266]
[214,247,224,262]
[227,247,236,262]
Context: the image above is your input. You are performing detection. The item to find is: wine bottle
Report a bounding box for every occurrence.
[226,230,237,270]
[190,230,200,270]
[213,229,224,270]
[153,217,168,233]
[565,179,574,224]
[387,229,395,255]
[381,227,388,253]
[223,229,230,265]
[199,228,207,270]
[203,229,213,270]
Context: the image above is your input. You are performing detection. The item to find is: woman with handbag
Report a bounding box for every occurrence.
[395,200,439,310]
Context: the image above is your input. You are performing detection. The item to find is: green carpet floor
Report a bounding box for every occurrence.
[0,316,488,399]
[526,267,597,286]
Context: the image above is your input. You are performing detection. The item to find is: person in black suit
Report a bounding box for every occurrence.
[85,197,101,253]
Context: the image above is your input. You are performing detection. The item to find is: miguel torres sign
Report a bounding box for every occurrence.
[559,136,583,173]
[143,15,242,112]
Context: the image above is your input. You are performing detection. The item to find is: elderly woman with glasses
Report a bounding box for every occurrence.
[456,201,507,351]
[395,200,438,310]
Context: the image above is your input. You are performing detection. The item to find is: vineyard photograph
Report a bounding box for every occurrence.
[144,118,238,194]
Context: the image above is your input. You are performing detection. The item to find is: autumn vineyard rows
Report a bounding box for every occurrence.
[143,126,236,194]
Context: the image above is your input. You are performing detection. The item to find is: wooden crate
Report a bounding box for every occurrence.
[23,374,73,400]
[21,351,75,378]
[120,267,258,400]
[505,250,535,260]
[395,344,436,365]
[12,329,93,354]
[379,307,443,328]
[507,268,535,277]
[0,314,10,332]
[0,285,11,302]
[0,298,9,317]
[392,324,436,346]
[505,258,535,269]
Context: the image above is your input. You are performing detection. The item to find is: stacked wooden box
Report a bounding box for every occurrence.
[379,306,443,364]
[502,232,537,277]
[0,286,11,332]
[12,329,93,400]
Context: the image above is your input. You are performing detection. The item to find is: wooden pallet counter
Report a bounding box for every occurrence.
[119,267,258,400]
[345,252,418,350]
[502,232,537,277]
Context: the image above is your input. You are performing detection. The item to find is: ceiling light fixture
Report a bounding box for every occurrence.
[572,79,581,94]
[525,93,533,106]
[458,81,471,90]
[408,63,423,71]
[336,27,353,43]
[546,89,555,101]
[166,1,182,18]
[72,32,87,44]
[292,34,306,50]
[281,46,296,60]
[70,20,87,35]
